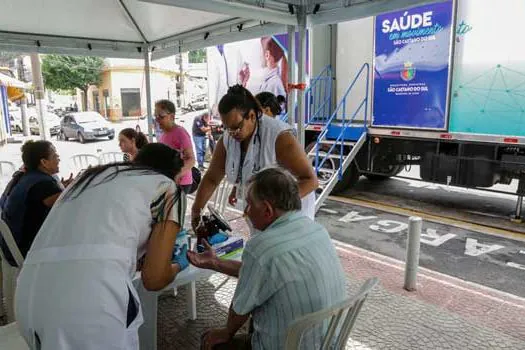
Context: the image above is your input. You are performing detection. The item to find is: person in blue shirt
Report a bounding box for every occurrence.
[192,112,212,170]
[0,140,72,266]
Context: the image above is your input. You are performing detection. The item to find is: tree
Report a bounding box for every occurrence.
[42,55,105,109]
[188,49,206,64]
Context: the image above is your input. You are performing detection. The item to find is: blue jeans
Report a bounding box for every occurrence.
[193,135,206,168]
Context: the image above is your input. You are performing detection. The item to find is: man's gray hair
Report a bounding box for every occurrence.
[247,167,302,212]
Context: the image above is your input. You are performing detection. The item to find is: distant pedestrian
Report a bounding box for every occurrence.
[192,112,211,171]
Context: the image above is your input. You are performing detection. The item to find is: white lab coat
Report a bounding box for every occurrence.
[207,46,244,109]
[258,67,286,98]
[223,115,315,220]
[15,168,185,350]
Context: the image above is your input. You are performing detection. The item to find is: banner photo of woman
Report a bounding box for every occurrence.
[207,32,310,119]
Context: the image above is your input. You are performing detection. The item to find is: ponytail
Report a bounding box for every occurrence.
[135,132,148,149]
[218,84,263,119]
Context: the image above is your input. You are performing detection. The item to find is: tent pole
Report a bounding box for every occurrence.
[144,46,154,141]
[287,25,296,129]
[297,6,307,148]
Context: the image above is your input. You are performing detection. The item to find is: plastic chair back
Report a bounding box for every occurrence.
[0,161,16,177]
[70,154,100,173]
[285,277,379,350]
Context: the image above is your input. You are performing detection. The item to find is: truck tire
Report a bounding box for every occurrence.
[306,141,338,187]
[331,161,360,194]
[365,164,403,181]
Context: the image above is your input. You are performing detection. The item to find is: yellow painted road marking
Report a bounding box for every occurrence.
[328,195,525,243]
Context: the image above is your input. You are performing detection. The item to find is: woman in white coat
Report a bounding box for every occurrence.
[15,143,189,350]
[191,84,318,233]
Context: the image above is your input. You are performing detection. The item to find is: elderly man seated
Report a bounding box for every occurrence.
[188,167,347,350]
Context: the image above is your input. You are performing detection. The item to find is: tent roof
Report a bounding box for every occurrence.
[0,0,445,59]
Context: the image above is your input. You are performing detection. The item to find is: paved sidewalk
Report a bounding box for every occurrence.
[158,205,525,349]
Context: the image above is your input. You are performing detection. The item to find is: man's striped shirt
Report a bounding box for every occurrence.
[232,211,347,349]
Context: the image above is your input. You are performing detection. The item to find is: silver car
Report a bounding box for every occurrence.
[59,112,115,143]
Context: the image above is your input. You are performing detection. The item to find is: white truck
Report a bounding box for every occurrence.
[208,0,525,213]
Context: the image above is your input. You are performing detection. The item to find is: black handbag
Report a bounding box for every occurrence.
[189,166,202,194]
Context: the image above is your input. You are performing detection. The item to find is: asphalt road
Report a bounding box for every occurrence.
[318,197,525,298]
[343,169,525,234]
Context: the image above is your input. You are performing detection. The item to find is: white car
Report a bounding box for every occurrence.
[8,107,22,133]
[29,113,62,136]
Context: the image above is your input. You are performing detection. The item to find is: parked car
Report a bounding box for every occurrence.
[9,114,22,133]
[29,113,62,136]
[59,112,115,143]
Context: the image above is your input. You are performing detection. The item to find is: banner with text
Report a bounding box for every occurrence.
[372,1,454,129]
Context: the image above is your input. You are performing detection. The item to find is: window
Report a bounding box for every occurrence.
[121,88,141,117]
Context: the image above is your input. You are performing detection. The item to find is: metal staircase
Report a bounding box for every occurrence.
[306,64,333,125]
[280,64,332,125]
[308,63,370,211]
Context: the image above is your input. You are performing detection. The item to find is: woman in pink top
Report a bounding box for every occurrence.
[155,99,196,193]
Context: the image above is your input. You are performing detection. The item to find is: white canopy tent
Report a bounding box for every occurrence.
[0,0,443,142]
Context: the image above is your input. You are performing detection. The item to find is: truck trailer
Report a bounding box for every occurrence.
[206,0,525,216]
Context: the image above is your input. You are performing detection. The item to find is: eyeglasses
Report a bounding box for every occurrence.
[226,118,245,135]
[155,113,170,121]
[225,111,250,135]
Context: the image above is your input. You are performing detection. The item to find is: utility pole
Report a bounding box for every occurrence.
[30,53,50,141]
[178,52,186,109]
[17,57,29,136]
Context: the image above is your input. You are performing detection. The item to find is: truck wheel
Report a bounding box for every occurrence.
[365,164,403,181]
[306,141,338,187]
[332,162,360,194]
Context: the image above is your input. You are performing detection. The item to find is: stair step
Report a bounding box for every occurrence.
[307,152,344,159]
[319,140,356,146]
[316,168,336,174]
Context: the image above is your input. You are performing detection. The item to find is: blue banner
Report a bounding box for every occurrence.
[372,1,454,129]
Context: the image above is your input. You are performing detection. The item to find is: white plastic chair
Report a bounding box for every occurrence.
[98,152,125,165]
[211,180,232,215]
[285,277,379,350]
[0,210,24,323]
[0,161,16,177]
[0,322,29,350]
[70,154,100,173]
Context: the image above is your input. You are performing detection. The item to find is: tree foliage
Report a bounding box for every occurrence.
[42,55,105,93]
[188,49,206,64]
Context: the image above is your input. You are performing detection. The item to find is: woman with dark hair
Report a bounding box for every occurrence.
[256,91,282,118]
[191,85,318,234]
[0,141,72,266]
[119,128,148,161]
[15,143,189,349]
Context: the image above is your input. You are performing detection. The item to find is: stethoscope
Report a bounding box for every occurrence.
[228,117,262,183]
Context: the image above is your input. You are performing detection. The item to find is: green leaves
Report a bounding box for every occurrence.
[42,55,104,92]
